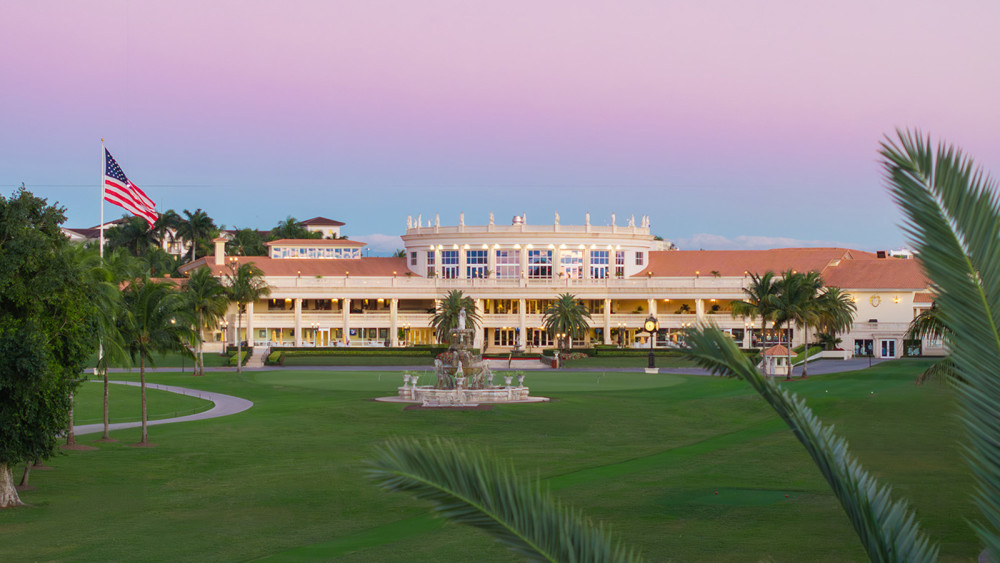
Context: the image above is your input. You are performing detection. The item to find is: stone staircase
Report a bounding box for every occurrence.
[244,347,267,369]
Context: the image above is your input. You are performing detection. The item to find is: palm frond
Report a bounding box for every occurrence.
[881,130,1000,555]
[682,326,938,562]
[368,437,642,563]
[915,358,958,386]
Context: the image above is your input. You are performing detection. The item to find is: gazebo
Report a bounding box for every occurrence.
[762,345,791,377]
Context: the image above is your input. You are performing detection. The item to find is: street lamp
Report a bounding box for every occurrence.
[644,315,658,369]
[311,322,320,346]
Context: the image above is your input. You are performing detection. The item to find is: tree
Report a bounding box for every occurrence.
[92,247,138,442]
[179,208,217,262]
[814,287,857,348]
[144,246,179,278]
[542,293,592,350]
[0,189,97,507]
[369,437,641,562]
[225,262,270,373]
[226,227,267,256]
[392,249,406,258]
[105,215,157,258]
[184,266,229,375]
[268,216,320,241]
[430,290,479,344]
[121,278,194,445]
[730,271,780,347]
[152,209,183,253]
[677,131,1000,560]
[785,270,823,377]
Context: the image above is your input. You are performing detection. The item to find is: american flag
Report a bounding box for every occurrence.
[104,148,158,227]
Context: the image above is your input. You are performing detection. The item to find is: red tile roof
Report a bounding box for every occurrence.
[299,217,345,226]
[821,258,929,290]
[636,248,868,277]
[913,292,935,304]
[181,256,410,277]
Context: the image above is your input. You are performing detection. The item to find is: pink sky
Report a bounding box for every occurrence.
[2,1,998,251]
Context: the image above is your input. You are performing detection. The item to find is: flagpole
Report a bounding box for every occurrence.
[99,138,105,260]
[97,139,105,377]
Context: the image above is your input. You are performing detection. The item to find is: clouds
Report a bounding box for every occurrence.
[675,233,867,251]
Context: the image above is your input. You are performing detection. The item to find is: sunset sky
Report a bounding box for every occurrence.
[2,1,998,253]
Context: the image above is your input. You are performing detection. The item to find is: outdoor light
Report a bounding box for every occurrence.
[514,244,521,249]
[578,244,585,249]
[482,244,488,249]
[453,244,459,249]
[463,244,470,249]
[643,315,659,370]
[548,244,555,249]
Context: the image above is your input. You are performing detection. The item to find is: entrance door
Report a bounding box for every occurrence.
[317,329,329,347]
[880,339,896,358]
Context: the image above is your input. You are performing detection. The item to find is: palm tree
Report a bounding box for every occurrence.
[226,227,268,256]
[430,290,479,344]
[152,209,182,253]
[369,437,642,562]
[771,270,821,379]
[105,215,157,258]
[144,246,178,278]
[269,216,320,241]
[790,271,823,377]
[814,287,857,348]
[731,271,780,348]
[179,209,216,262]
[183,266,229,375]
[905,304,954,384]
[85,246,132,442]
[542,293,592,350]
[121,278,194,445]
[225,262,270,373]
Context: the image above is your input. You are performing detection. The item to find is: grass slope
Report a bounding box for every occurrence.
[0,359,977,561]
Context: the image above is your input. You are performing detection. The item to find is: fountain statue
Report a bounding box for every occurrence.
[378,321,548,407]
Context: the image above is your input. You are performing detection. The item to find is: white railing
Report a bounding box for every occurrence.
[270,275,748,292]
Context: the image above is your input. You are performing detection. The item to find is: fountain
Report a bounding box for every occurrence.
[376,310,548,407]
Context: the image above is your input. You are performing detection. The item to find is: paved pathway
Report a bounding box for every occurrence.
[74,380,254,436]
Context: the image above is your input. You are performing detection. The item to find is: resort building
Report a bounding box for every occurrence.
[179,213,938,359]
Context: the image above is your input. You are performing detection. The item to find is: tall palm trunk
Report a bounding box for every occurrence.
[786,326,793,381]
[197,311,204,376]
[139,357,148,445]
[236,308,243,374]
[101,368,113,441]
[801,323,810,378]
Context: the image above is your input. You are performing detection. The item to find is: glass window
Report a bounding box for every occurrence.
[590,250,609,279]
[635,252,644,266]
[615,250,625,277]
[427,250,436,277]
[466,250,487,278]
[441,250,459,279]
[410,251,417,266]
[493,328,518,346]
[560,250,582,279]
[527,250,552,279]
[496,250,520,279]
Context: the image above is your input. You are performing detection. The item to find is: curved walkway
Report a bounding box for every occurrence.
[74,381,254,436]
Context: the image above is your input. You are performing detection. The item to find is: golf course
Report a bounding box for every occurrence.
[0,359,977,561]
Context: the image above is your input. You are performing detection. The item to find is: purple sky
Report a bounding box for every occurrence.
[2,1,998,253]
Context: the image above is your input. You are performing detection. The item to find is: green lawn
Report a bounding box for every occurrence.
[72,380,214,426]
[84,350,230,369]
[279,354,435,366]
[560,355,699,368]
[1,360,979,561]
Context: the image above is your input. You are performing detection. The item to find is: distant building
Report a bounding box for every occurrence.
[177,212,937,360]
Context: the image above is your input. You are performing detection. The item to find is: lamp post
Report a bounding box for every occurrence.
[220,319,229,348]
[644,315,658,370]
[311,322,320,346]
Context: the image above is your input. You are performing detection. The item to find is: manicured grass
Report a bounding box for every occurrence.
[72,380,214,425]
[0,359,978,561]
[279,354,435,366]
[560,355,699,368]
[84,350,230,369]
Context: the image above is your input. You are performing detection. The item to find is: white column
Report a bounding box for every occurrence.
[695,298,705,321]
[518,298,527,349]
[552,247,562,279]
[647,298,656,317]
[434,249,442,278]
[459,248,468,279]
[488,247,497,279]
[390,298,399,347]
[246,300,254,346]
[342,298,351,345]
[294,298,302,347]
[473,299,484,350]
[519,249,528,280]
[603,299,612,345]
[583,250,591,280]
